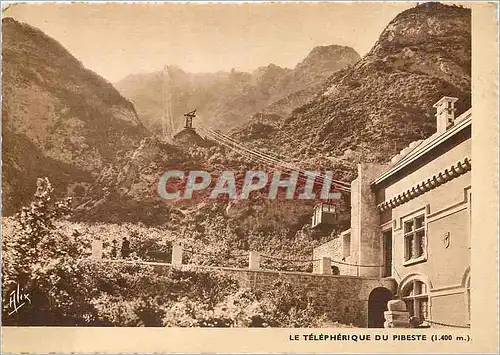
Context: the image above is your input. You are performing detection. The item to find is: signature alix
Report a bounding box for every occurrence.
[7,283,31,316]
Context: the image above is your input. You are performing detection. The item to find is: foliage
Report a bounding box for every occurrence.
[2,178,347,327]
[81,263,239,326]
[161,278,350,328]
[2,177,91,325]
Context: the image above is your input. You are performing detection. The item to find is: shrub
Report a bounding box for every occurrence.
[2,177,92,325]
[2,178,344,328]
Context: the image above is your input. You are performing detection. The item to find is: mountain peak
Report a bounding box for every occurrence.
[2,17,146,214]
[360,1,470,91]
[308,44,358,56]
[251,63,291,87]
[275,44,361,98]
[296,45,360,70]
[233,2,471,173]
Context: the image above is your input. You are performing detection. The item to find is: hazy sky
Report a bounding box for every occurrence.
[4,2,413,83]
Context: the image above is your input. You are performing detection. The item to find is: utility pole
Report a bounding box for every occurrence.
[162,65,169,140]
[168,67,174,136]
[162,65,175,140]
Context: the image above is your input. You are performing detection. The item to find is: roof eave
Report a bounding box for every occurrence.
[371,110,472,189]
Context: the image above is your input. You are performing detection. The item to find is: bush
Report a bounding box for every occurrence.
[161,277,337,328]
[2,178,343,327]
[2,177,92,325]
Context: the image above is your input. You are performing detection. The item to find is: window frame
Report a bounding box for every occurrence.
[403,213,427,266]
[402,279,430,325]
[312,204,320,228]
[381,228,393,277]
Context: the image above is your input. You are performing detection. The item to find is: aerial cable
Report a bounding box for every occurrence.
[198,125,350,191]
[202,125,351,188]
[198,126,351,192]
[197,126,351,193]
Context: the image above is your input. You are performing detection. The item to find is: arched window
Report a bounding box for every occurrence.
[462,267,471,325]
[402,279,429,321]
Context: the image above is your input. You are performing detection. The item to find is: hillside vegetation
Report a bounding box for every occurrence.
[1,4,472,325]
[2,180,349,327]
[233,3,471,170]
[2,17,147,215]
[2,3,471,265]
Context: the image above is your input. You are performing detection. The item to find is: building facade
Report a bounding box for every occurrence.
[313,97,471,328]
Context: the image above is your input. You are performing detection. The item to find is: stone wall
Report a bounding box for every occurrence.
[312,162,388,278]
[221,268,397,327]
[144,261,397,327]
[355,163,388,277]
[312,235,357,276]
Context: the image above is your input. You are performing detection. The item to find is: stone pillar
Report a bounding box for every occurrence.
[355,163,388,277]
[319,257,332,275]
[91,240,103,260]
[172,243,183,265]
[384,300,410,328]
[249,251,260,270]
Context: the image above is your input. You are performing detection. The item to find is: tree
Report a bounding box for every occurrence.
[2,177,92,325]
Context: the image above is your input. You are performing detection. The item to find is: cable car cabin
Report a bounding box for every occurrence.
[311,203,337,229]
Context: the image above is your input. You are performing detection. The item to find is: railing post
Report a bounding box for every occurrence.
[319,257,332,275]
[249,251,260,270]
[172,243,183,265]
[91,240,103,260]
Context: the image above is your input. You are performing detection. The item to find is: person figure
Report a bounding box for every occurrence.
[121,237,131,259]
[111,239,117,259]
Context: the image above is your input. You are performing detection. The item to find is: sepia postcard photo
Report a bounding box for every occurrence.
[1,1,498,354]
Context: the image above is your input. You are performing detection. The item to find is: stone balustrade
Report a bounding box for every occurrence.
[90,242,336,275]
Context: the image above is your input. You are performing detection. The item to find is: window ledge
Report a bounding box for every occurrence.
[404,255,427,266]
